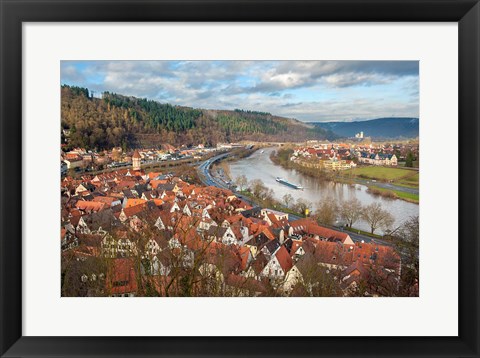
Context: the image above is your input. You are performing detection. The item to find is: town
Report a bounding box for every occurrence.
[290,141,419,170]
[61,146,418,297]
[59,61,420,298]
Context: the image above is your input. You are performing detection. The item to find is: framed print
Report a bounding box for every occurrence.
[1,0,479,357]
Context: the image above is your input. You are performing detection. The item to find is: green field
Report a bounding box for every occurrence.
[349,166,419,188]
[396,173,419,188]
[369,185,419,203]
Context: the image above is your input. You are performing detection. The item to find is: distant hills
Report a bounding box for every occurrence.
[310,117,419,139]
[61,85,332,150]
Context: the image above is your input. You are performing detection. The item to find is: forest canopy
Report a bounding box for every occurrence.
[61,85,332,150]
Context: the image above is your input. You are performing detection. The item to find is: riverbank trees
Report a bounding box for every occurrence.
[282,193,294,208]
[314,197,338,226]
[339,198,363,228]
[392,216,419,296]
[362,202,395,235]
[235,174,248,192]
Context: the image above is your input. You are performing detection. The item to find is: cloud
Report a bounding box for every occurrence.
[60,63,86,83]
[60,60,419,122]
[237,61,418,93]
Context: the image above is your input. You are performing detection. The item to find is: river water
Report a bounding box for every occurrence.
[229,147,419,233]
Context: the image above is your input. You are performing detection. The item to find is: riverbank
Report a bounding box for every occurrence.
[229,147,419,233]
[367,186,419,204]
[269,147,336,181]
[270,148,419,204]
[237,190,306,219]
[211,146,260,182]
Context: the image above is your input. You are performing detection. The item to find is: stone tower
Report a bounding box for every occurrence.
[132,150,141,171]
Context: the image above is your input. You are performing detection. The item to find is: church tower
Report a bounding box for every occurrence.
[132,150,141,171]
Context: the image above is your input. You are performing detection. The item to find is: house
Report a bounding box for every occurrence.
[283,253,325,294]
[75,200,106,214]
[107,258,138,297]
[340,260,369,294]
[206,226,237,245]
[260,238,281,259]
[63,158,83,170]
[244,233,270,257]
[116,235,137,257]
[260,246,293,280]
[321,159,356,171]
[244,252,270,280]
[92,196,122,207]
[358,152,398,166]
[76,209,120,234]
[224,274,265,297]
[289,219,354,245]
[142,253,171,276]
[61,228,78,251]
[119,203,147,223]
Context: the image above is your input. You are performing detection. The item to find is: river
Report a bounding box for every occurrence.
[229,147,419,233]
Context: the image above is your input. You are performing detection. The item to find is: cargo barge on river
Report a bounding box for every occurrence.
[275,177,303,190]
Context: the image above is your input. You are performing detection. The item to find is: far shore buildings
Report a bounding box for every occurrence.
[291,145,356,171]
[357,152,398,166]
[291,143,401,170]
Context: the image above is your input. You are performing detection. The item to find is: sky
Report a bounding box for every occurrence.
[61,60,419,122]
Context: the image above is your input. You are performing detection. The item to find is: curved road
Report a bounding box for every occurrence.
[355,177,418,195]
[196,154,392,246]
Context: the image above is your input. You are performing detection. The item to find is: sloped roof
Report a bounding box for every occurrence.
[107,258,138,295]
[275,246,293,273]
[132,150,141,159]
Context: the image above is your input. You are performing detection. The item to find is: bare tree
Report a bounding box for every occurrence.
[235,174,248,192]
[315,197,338,226]
[249,179,265,198]
[362,202,394,234]
[290,254,342,297]
[263,188,275,202]
[339,197,363,228]
[295,198,312,216]
[282,193,294,208]
[394,215,419,296]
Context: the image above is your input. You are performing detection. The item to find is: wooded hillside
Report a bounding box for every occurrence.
[61,85,333,150]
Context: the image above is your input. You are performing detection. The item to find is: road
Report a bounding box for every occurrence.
[197,152,301,215]
[197,155,392,246]
[197,152,232,189]
[329,225,392,246]
[354,178,419,195]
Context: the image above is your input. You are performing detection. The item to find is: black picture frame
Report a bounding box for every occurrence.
[1,0,479,357]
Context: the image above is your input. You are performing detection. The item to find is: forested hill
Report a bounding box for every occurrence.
[61,85,333,150]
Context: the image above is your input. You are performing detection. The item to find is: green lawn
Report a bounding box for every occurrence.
[396,173,419,188]
[369,185,419,204]
[348,166,419,188]
[352,166,413,180]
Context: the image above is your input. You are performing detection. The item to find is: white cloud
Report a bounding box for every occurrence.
[60,60,419,122]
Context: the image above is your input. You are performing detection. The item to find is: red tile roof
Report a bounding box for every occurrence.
[291,219,350,242]
[107,258,138,295]
[132,150,141,159]
[275,246,293,273]
[125,198,147,208]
